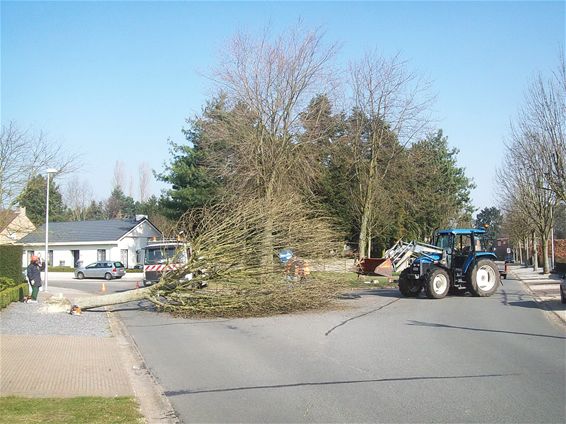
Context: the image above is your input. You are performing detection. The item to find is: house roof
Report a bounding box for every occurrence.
[0,210,18,233]
[18,218,159,244]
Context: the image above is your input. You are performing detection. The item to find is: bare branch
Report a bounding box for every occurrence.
[0,121,79,209]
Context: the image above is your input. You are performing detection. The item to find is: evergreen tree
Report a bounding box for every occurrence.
[401,130,475,240]
[156,101,225,220]
[84,200,107,220]
[17,175,67,225]
[106,187,136,219]
[475,207,503,245]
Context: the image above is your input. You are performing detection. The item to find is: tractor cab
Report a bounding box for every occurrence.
[433,229,490,272]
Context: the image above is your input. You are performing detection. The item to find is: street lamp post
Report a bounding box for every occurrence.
[44,168,58,292]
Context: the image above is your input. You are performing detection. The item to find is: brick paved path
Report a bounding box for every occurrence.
[1,334,132,397]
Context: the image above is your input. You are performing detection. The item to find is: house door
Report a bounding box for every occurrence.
[121,249,128,268]
[71,250,80,267]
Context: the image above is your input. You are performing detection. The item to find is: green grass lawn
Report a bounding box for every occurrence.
[0,397,143,424]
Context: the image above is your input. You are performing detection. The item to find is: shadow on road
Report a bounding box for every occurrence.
[407,320,565,340]
[340,289,402,298]
[109,300,157,313]
[506,300,547,310]
[164,372,521,396]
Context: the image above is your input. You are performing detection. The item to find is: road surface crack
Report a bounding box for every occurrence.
[325,298,400,336]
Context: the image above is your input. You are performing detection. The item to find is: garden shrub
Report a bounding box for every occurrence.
[0,245,25,283]
[0,276,18,290]
[0,282,28,309]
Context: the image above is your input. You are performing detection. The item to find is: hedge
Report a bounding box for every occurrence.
[49,266,74,272]
[0,245,25,283]
[0,276,19,291]
[0,282,29,309]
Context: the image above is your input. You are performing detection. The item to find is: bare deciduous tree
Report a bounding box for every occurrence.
[498,57,565,273]
[64,177,94,221]
[203,26,339,263]
[112,160,126,190]
[0,122,78,210]
[498,137,557,273]
[501,207,533,265]
[128,176,134,199]
[138,162,151,202]
[348,52,434,257]
[515,57,565,202]
[211,26,337,194]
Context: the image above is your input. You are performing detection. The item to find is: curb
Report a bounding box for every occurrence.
[509,270,566,326]
[47,284,179,422]
[107,310,179,424]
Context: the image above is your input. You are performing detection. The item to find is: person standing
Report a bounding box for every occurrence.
[26,255,44,303]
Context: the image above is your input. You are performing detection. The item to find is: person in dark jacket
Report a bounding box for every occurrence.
[26,255,44,302]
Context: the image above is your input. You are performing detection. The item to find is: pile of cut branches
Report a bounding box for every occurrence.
[148,277,343,318]
[75,195,345,316]
[146,195,344,317]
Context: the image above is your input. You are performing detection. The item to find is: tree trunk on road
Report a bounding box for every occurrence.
[75,287,152,310]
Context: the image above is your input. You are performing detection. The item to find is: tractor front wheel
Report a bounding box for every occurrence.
[399,269,422,297]
[468,259,499,297]
[425,268,450,299]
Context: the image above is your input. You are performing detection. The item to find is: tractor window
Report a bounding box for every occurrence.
[454,235,473,255]
[475,235,489,252]
[435,235,452,250]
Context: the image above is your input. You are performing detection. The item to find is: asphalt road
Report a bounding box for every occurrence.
[117,277,565,423]
[46,272,142,295]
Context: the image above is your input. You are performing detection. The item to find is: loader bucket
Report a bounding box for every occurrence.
[357,257,393,277]
[373,258,393,277]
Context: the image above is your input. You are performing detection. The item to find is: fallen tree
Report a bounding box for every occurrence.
[73,195,343,317]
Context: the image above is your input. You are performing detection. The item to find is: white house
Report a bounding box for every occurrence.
[18,217,162,268]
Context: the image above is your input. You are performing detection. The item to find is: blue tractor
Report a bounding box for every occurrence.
[398,228,501,299]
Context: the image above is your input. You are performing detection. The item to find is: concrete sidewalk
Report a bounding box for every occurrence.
[0,286,177,423]
[507,264,565,325]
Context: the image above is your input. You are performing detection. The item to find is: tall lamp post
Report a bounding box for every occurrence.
[44,168,59,292]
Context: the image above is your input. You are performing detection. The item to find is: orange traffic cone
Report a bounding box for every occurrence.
[100,282,107,293]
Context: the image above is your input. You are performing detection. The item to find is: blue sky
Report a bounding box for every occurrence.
[2,1,564,215]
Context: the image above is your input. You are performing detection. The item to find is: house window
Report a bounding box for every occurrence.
[48,250,53,267]
[97,249,106,261]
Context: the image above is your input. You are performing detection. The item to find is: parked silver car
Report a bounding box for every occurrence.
[74,261,125,280]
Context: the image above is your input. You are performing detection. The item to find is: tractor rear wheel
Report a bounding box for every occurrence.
[398,269,422,297]
[424,268,450,299]
[467,259,499,297]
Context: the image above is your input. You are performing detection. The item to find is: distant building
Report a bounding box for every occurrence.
[494,237,511,260]
[17,217,162,268]
[0,207,36,245]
